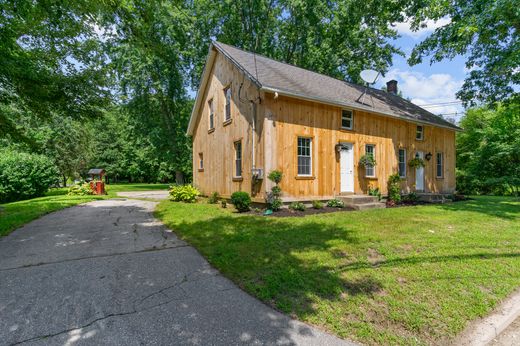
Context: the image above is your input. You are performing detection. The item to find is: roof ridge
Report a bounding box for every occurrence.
[212,41,460,130]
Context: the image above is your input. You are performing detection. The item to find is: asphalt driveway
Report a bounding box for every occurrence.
[0,196,352,345]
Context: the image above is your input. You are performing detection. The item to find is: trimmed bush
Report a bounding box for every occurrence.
[387,173,402,203]
[169,184,200,203]
[270,198,283,211]
[289,201,306,211]
[0,150,59,203]
[326,199,345,208]
[267,170,283,184]
[312,200,324,209]
[231,191,251,212]
[68,182,94,196]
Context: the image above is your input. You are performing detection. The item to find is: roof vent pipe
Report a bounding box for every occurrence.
[386,80,398,95]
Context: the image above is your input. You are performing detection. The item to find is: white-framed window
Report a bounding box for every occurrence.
[416,125,424,140]
[198,153,204,170]
[297,137,312,176]
[436,152,444,178]
[234,140,242,177]
[365,144,375,177]
[224,87,231,121]
[208,98,214,130]
[398,148,406,178]
[341,110,353,130]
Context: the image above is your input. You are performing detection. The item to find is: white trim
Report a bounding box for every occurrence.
[341,109,354,130]
[398,148,407,178]
[297,137,312,176]
[365,144,376,178]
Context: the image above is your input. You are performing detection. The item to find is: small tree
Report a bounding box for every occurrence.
[387,173,402,204]
[266,170,283,211]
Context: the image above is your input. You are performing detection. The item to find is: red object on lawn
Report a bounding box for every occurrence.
[87,168,106,195]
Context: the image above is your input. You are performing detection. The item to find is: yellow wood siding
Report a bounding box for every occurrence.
[191,52,266,200]
[263,94,456,198]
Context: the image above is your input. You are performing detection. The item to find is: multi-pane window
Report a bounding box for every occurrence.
[416,125,424,140]
[208,99,214,130]
[199,153,204,170]
[224,87,232,121]
[365,144,375,177]
[297,137,312,176]
[398,148,406,178]
[341,110,353,130]
[234,141,242,177]
[436,152,444,178]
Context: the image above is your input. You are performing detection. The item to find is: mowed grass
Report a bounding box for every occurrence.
[0,183,169,236]
[155,196,520,345]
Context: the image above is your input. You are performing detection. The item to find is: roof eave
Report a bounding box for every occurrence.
[261,86,462,132]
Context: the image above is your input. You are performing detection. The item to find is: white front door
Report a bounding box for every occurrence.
[340,143,354,193]
[415,151,424,191]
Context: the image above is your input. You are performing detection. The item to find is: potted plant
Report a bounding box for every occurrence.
[408,157,426,168]
[359,154,377,168]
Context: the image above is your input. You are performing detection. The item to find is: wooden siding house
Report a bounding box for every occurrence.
[187,42,460,203]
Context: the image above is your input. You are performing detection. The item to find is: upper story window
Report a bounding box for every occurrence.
[416,125,424,140]
[234,140,242,177]
[365,144,376,177]
[398,148,406,178]
[436,152,444,178]
[208,99,214,130]
[224,87,232,122]
[297,137,312,176]
[341,110,353,130]
[198,153,204,171]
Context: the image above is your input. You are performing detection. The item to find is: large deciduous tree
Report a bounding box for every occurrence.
[406,0,519,106]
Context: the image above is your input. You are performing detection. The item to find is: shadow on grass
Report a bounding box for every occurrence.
[436,196,520,220]
[156,210,384,317]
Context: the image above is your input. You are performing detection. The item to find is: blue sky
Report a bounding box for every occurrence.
[374,19,466,122]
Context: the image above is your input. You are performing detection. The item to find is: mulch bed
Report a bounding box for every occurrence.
[247,206,355,217]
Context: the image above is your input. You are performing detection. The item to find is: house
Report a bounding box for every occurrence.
[187,42,460,204]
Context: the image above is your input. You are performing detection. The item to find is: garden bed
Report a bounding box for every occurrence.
[247,205,355,217]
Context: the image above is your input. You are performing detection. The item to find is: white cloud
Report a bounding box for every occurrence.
[393,17,451,39]
[383,68,465,120]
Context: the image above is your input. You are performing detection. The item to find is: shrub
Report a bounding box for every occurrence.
[327,199,345,208]
[221,200,227,208]
[387,173,402,203]
[67,182,93,196]
[0,150,59,203]
[368,186,382,200]
[230,191,251,212]
[270,198,283,211]
[312,200,324,209]
[169,184,200,203]
[208,191,220,204]
[402,192,419,203]
[289,201,306,211]
[267,170,283,184]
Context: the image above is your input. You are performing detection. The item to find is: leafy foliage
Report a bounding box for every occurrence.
[289,201,306,211]
[208,192,220,204]
[0,150,59,203]
[266,170,283,211]
[67,183,94,196]
[230,191,251,212]
[387,173,402,203]
[268,170,283,184]
[326,199,345,208]
[368,186,382,200]
[359,154,377,167]
[456,104,520,195]
[406,0,519,105]
[312,200,324,209]
[169,184,200,203]
[408,157,425,168]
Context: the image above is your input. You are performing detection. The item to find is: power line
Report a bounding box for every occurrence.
[420,101,463,107]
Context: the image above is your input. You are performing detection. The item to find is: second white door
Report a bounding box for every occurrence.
[415,151,424,191]
[340,143,354,193]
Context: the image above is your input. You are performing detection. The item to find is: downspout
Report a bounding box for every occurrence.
[251,101,256,172]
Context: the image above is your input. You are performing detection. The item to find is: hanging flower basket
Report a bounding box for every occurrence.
[408,157,426,168]
[359,154,377,167]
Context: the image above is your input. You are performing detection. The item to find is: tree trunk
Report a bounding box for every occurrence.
[63,174,67,188]
[175,171,184,185]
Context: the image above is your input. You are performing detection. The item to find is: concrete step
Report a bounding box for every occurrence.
[352,202,386,211]
[338,195,379,205]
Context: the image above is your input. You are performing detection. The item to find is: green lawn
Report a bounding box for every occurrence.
[155,196,520,345]
[0,183,169,236]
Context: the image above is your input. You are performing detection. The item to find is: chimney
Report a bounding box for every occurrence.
[386,80,398,95]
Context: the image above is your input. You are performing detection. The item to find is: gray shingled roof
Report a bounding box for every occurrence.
[213,41,460,131]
